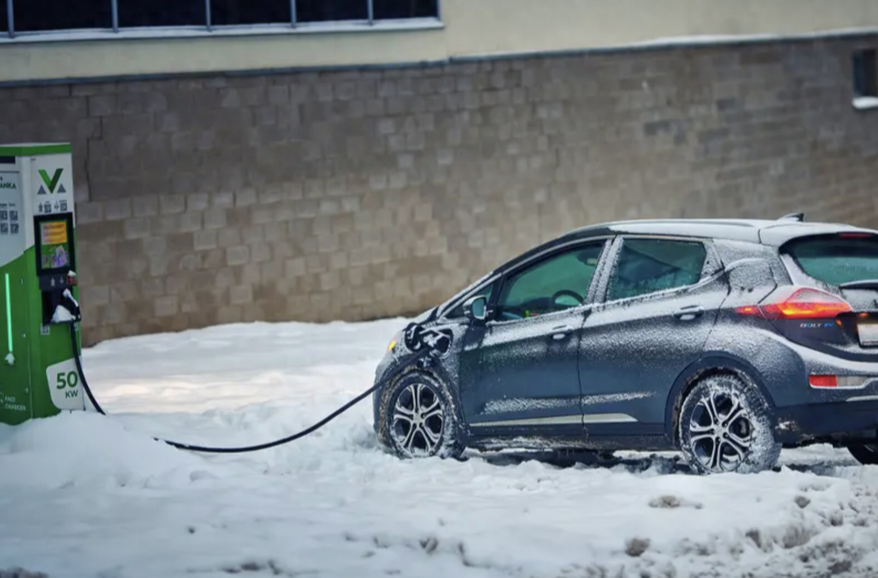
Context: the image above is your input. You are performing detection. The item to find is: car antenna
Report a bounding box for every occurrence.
[778,212,805,222]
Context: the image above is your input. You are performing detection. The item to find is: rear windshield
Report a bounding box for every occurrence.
[785,236,878,286]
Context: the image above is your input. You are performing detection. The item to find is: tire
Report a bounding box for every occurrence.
[847,444,878,465]
[677,373,781,475]
[377,370,464,460]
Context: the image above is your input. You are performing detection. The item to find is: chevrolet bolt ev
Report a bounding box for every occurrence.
[372,215,878,474]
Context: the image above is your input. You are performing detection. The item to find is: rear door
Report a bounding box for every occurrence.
[778,233,878,361]
[576,236,728,436]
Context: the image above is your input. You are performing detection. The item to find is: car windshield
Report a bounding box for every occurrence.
[785,235,878,286]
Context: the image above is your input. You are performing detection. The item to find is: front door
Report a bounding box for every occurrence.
[459,239,609,441]
[577,236,728,441]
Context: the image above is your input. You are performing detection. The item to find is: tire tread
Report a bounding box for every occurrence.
[377,369,464,460]
[678,373,781,475]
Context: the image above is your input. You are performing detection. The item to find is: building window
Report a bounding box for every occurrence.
[213,0,292,26]
[374,0,439,20]
[2,0,440,38]
[296,0,368,23]
[852,49,878,110]
[119,0,206,28]
[13,0,112,32]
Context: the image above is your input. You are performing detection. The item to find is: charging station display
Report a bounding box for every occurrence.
[38,219,71,271]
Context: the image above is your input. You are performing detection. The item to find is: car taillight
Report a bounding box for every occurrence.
[809,375,837,388]
[808,375,870,388]
[735,287,852,319]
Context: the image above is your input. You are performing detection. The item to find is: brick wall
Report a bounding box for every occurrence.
[2,36,878,345]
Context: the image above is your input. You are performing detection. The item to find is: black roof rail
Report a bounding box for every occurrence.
[778,212,805,222]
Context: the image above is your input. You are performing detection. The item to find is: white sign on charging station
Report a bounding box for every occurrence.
[47,358,85,411]
[0,169,24,273]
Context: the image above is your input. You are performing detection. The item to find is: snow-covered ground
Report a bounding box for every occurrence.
[3,319,878,577]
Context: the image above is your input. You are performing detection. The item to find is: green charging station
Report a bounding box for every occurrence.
[0,143,84,426]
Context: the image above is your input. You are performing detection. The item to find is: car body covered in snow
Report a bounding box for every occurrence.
[372,216,878,474]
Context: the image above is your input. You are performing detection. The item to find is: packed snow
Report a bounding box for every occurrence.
[2,318,878,577]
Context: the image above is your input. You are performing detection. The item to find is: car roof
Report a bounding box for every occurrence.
[563,218,877,246]
[437,216,877,318]
[497,217,878,273]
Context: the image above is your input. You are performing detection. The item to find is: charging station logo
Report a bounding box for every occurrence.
[37,169,65,195]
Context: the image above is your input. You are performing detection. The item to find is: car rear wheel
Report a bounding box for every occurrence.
[678,374,781,475]
[377,371,464,460]
[847,443,878,465]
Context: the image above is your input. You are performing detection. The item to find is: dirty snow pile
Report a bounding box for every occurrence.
[2,319,878,577]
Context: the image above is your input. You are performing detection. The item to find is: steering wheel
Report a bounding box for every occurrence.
[551,289,584,308]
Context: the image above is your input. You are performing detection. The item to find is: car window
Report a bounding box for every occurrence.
[495,242,605,320]
[784,235,878,286]
[607,238,706,301]
[445,281,497,319]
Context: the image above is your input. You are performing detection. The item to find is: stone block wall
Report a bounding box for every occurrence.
[2,35,878,345]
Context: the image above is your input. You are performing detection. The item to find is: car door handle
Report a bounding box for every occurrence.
[674,305,704,321]
[552,325,574,340]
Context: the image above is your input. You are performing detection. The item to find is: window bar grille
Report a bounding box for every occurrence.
[205,0,212,31]
[6,0,13,39]
[111,0,119,32]
[367,0,374,25]
[290,0,296,28]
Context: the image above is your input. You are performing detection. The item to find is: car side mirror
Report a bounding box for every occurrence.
[464,295,487,323]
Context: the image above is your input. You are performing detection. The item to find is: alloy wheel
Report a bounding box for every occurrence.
[688,390,754,472]
[391,382,445,456]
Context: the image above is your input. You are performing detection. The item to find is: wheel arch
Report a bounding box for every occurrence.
[664,353,777,443]
[376,358,470,449]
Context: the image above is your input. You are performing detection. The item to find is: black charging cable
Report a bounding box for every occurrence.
[68,323,384,454]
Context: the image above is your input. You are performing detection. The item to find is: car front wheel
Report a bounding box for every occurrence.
[678,373,781,475]
[377,370,464,460]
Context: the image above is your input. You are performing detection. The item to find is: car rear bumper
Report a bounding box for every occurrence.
[774,400,878,446]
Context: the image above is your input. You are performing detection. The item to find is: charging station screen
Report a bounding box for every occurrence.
[39,220,70,270]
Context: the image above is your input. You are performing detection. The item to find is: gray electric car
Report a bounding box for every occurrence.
[371,215,878,474]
